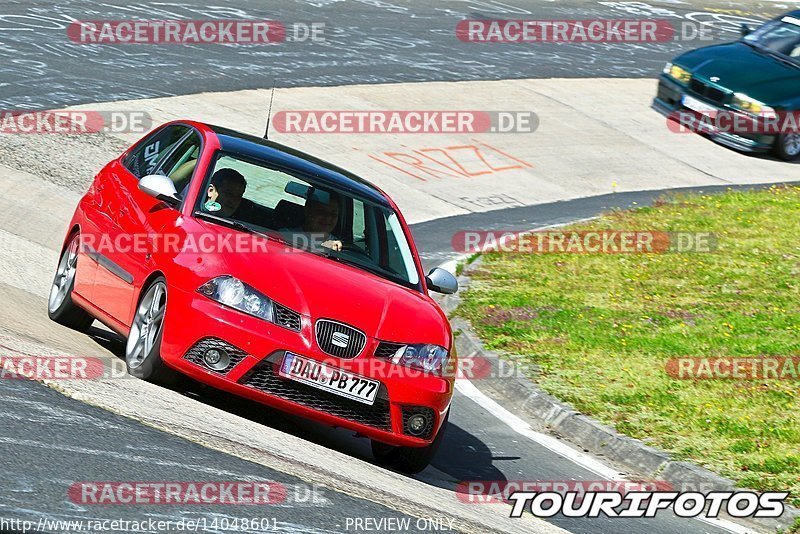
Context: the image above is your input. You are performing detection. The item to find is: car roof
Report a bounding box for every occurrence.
[207,124,392,208]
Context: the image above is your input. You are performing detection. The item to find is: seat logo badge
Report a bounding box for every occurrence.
[332,332,350,348]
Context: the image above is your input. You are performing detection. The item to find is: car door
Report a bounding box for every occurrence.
[71,161,118,302]
[116,127,204,326]
[91,125,193,327]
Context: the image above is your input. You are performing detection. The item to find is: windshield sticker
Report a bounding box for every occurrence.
[204,201,222,212]
[143,141,161,175]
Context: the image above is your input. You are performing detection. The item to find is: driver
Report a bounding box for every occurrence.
[204,168,246,217]
[203,168,260,225]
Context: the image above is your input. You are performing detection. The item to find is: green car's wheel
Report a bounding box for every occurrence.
[774,133,800,162]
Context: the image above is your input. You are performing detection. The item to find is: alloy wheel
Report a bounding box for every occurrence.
[48,236,79,314]
[783,133,800,157]
[126,282,167,369]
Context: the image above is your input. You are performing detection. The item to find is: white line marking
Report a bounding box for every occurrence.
[455,378,624,480]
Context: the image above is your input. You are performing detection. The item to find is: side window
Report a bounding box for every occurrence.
[156,132,202,196]
[122,125,190,179]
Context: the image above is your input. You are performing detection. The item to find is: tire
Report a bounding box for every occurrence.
[371,410,449,474]
[774,133,800,161]
[125,277,175,384]
[48,233,93,332]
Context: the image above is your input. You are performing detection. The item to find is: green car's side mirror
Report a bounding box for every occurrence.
[740,23,752,37]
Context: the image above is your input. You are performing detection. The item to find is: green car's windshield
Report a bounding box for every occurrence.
[194,151,421,290]
[744,15,800,63]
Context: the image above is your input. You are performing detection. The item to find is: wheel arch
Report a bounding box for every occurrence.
[137,270,168,304]
[61,224,81,253]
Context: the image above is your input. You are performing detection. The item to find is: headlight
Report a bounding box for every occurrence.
[664,62,691,84]
[390,344,450,374]
[731,93,776,118]
[198,276,274,321]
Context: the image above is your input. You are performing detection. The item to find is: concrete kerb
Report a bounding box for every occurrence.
[438,256,800,533]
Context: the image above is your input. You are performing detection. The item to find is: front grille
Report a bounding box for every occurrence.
[689,78,728,105]
[375,342,406,358]
[183,338,248,374]
[240,358,392,431]
[274,302,301,331]
[315,319,366,359]
[402,406,436,440]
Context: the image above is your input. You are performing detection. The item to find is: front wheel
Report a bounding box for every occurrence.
[371,411,449,474]
[48,233,93,332]
[774,133,800,161]
[125,278,174,383]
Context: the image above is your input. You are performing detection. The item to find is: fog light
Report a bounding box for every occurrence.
[203,348,230,371]
[407,414,428,436]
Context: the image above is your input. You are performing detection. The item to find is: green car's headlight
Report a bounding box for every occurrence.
[390,344,450,374]
[731,93,776,118]
[198,275,274,321]
[664,62,692,84]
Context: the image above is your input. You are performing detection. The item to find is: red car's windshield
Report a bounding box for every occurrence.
[194,151,421,289]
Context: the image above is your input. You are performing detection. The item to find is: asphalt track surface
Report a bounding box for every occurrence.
[1,0,797,533]
[0,0,788,109]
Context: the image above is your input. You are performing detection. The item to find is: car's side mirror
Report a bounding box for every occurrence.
[139,174,180,207]
[740,23,752,37]
[426,267,458,295]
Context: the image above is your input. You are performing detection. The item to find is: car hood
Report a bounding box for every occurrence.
[676,42,800,106]
[185,220,450,347]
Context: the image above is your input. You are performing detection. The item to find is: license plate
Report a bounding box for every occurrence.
[682,94,718,115]
[279,352,379,405]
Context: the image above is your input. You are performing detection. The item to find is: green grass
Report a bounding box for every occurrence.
[457,185,800,505]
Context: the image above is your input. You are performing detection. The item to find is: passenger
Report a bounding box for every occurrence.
[282,191,343,252]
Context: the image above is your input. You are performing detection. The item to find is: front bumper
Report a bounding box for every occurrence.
[160,285,452,448]
[652,74,775,154]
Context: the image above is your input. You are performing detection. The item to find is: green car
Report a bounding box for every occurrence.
[653,11,800,161]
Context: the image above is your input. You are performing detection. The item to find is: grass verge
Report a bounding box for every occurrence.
[457,185,800,506]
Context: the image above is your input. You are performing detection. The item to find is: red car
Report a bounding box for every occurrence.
[47,120,458,473]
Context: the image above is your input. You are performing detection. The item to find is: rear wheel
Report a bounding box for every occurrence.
[125,278,174,383]
[48,234,93,332]
[774,133,800,161]
[371,411,449,474]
